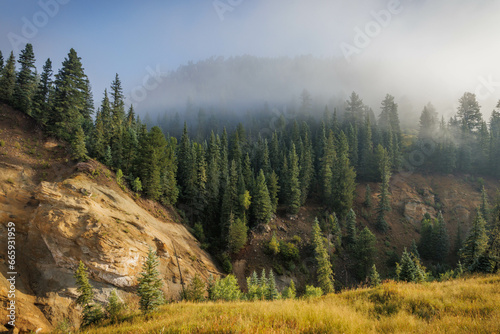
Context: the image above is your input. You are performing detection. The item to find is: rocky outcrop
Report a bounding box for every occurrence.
[0,170,220,333]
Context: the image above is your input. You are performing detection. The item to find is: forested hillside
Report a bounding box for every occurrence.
[1,44,500,288]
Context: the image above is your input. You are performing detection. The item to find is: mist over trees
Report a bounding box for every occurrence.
[2,44,500,282]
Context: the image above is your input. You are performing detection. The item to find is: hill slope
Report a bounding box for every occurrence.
[0,104,220,333]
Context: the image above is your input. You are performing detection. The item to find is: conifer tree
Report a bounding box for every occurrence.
[32,58,53,124]
[312,218,334,294]
[0,51,16,104]
[228,214,248,254]
[13,43,36,114]
[51,48,90,141]
[480,186,490,223]
[397,248,416,282]
[137,248,165,313]
[267,170,280,215]
[246,271,260,301]
[332,131,356,217]
[71,125,88,161]
[74,261,103,327]
[320,131,335,205]
[345,209,357,245]
[299,128,314,205]
[105,289,124,322]
[375,145,391,232]
[369,264,381,287]
[109,74,125,169]
[355,226,376,280]
[253,169,272,224]
[287,144,301,214]
[433,212,450,263]
[183,273,206,302]
[266,270,280,300]
[364,184,372,208]
[456,92,483,134]
[0,50,3,71]
[459,211,489,271]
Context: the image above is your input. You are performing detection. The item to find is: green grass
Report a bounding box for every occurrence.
[78,274,500,334]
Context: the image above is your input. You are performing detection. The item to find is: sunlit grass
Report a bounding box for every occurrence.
[81,274,500,334]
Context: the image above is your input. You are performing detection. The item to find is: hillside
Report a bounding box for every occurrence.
[81,274,500,334]
[233,168,499,291]
[0,104,221,333]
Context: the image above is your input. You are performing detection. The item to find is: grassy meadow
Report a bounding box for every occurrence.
[79,274,500,334]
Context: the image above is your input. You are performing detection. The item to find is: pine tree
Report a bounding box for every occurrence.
[456,92,483,134]
[375,145,391,232]
[253,169,272,224]
[105,289,124,322]
[71,125,88,161]
[50,48,90,141]
[32,58,53,124]
[459,211,489,272]
[266,270,281,300]
[332,131,356,217]
[345,209,357,245]
[137,248,165,313]
[13,43,36,114]
[312,218,334,294]
[0,51,16,104]
[228,214,248,254]
[299,127,314,205]
[397,248,416,282]
[480,186,490,223]
[132,177,143,193]
[267,170,280,215]
[110,73,125,169]
[287,144,301,215]
[354,226,377,280]
[320,131,336,205]
[369,264,381,287]
[433,212,449,263]
[74,261,103,327]
[246,271,260,301]
[409,239,420,259]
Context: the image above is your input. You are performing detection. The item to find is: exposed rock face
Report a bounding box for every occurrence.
[0,167,219,333]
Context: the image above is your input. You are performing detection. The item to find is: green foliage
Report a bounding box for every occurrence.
[459,211,489,272]
[74,261,103,327]
[116,169,124,187]
[132,177,143,193]
[278,241,299,262]
[14,43,36,115]
[312,218,334,294]
[137,248,165,313]
[369,264,381,287]
[364,184,372,208]
[345,209,357,245]
[396,248,428,283]
[267,233,280,256]
[354,227,377,280]
[105,289,124,322]
[228,215,248,254]
[221,253,233,274]
[210,274,242,301]
[282,279,296,299]
[375,145,391,232]
[303,285,323,299]
[253,169,272,224]
[71,125,88,161]
[183,273,206,302]
[286,144,301,215]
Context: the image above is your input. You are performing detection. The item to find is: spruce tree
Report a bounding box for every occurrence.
[253,169,272,224]
[364,184,372,208]
[137,248,165,313]
[282,279,296,299]
[74,261,103,327]
[320,131,335,205]
[71,125,88,161]
[456,92,483,134]
[32,58,53,124]
[13,43,36,114]
[312,218,334,294]
[433,212,450,263]
[51,48,89,141]
[332,131,356,218]
[369,264,381,287]
[459,211,489,271]
[228,214,248,254]
[0,51,16,104]
[105,289,124,322]
[267,170,280,215]
[266,270,280,300]
[287,144,301,215]
[345,209,357,245]
[480,186,490,223]
[375,145,391,232]
[183,273,206,302]
[397,248,416,282]
[354,227,377,280]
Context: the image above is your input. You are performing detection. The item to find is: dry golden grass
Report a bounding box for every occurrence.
[81,274,500,334]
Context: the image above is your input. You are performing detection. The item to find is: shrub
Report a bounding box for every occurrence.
[303,285,323,299]
[183,273,206,302]
[279,241,299,262]
[210,275,241,301]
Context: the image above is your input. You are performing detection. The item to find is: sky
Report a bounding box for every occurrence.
[2,0,500,121]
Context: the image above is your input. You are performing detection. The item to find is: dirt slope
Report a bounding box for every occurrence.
[0,104,220,333]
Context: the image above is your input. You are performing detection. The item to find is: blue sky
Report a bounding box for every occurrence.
[2,1,500,116]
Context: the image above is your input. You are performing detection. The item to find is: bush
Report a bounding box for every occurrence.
[221,254,233,274]
[279,241,299,262]
[183,273,206,302]
[210,275,242,301]
[303,285,323,299]
[267,233,279,256]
